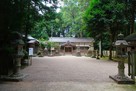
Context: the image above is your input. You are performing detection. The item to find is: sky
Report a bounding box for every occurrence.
[46,0,64,13]
[39,0,64,14]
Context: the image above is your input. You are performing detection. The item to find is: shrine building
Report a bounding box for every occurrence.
[48,37,94,55]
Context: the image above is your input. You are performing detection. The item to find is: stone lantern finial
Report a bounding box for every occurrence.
[117,33,124,40]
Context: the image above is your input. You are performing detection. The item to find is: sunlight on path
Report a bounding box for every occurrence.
[0,56,136,91]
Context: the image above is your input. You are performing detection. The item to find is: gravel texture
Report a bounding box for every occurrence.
[0,56,135,91]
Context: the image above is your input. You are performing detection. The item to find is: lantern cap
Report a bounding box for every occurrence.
[117,33,124,40]
[115,33,128,46]
[115,40,128,46]
[16,39,24,45]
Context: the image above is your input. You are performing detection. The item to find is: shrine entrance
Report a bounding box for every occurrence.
[65,46,72,52]
[61,41,76,55]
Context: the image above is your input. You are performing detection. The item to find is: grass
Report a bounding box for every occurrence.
[100,56,128,63]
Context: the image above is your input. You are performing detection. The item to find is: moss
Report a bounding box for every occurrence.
[101,56,128,63]
[124,83,136,91]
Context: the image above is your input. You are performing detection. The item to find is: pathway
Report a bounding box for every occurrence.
[0,56,136,91]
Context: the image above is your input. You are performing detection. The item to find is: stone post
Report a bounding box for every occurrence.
[12,40,24,77]
[118,61,125,77]
[96,50,100,59]
[76,46,81,56]
[91,50,96,58]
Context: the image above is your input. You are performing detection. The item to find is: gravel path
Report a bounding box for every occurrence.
[0,56,136,91]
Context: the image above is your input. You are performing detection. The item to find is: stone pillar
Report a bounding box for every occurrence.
[96,50,100,59]
[13,58,22,76]
[76,46,81,56]
[92,50,96,58]
[118,61,125,77]
[64,47,65,55]
[71,47,73,55]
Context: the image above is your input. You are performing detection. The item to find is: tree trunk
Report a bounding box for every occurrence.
[109,43,112,60]
[130,2,135,34]
[109,33,113,60]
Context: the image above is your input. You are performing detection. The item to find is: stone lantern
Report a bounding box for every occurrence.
[76,46,81,56]
[109,33,134,84]
[12,39,24,76]
[9,38,28,81]
[0,32,28,81]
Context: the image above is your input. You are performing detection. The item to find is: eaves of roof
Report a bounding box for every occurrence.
[48,37,94,43]
[125,33,136,41]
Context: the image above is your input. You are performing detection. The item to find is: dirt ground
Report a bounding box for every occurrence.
[0,56,136,91]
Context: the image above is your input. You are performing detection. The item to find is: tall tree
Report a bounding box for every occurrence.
[84,0,127,60]
[0,0,58,63]
[61,0,90,37]
[125,0,136,34]
[30,1,62,40]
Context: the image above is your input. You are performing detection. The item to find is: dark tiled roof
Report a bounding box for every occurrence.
[49,37,94,43]
[125,33,136,41]
[61,41,76,47]
[23,35,39,43]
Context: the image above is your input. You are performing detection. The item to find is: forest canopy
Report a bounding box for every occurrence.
[0,0,136,59]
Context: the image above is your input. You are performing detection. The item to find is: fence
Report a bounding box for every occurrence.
[103,50,116,57]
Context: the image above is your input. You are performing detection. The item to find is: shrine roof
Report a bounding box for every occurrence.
[125,33,136,41]
[48,37,94,43]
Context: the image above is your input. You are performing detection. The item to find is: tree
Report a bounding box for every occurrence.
[0,0,58,44]
[124,0,136,34]
[0,0,58,75]
[30,7,60,40]
[84,0,127,60]
[60,0,90,37]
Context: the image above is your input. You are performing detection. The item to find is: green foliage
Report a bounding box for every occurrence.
[83,0,130,59]
[31,10,63,39]
[46,42,59,49]
[31,19,49,40]
[84,0,127,41]
[0,0,59,59]
[84,0,100,20]
[40,41,46,49]
[23,50,29,59]
[61,0,91,37]
[1,0,135,60]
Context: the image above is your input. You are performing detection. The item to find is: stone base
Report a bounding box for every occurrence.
[96,56,100,59]
[91,55,96,58]
[109,75,135,84]
[48,54,54,57]
[0,74,28,82]
[76,52,81,57]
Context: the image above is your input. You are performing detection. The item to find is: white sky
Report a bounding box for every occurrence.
[46,0,64,13]
[39,0,63,14]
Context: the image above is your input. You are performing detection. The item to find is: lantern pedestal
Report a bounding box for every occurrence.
[109,75,135,84]
[0,57,28,81]
[9,57,28,81]
[91,50,96,58]
[0,74,28,82]
[76,47,81,57]
[109,61,135,84]
[76,51,81,56]
[96,50,100,59]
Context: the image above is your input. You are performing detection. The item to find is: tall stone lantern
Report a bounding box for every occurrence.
[0,32,28,81]
[109,33,134,84]
[12,39,24,76]
[10,37,28,81]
